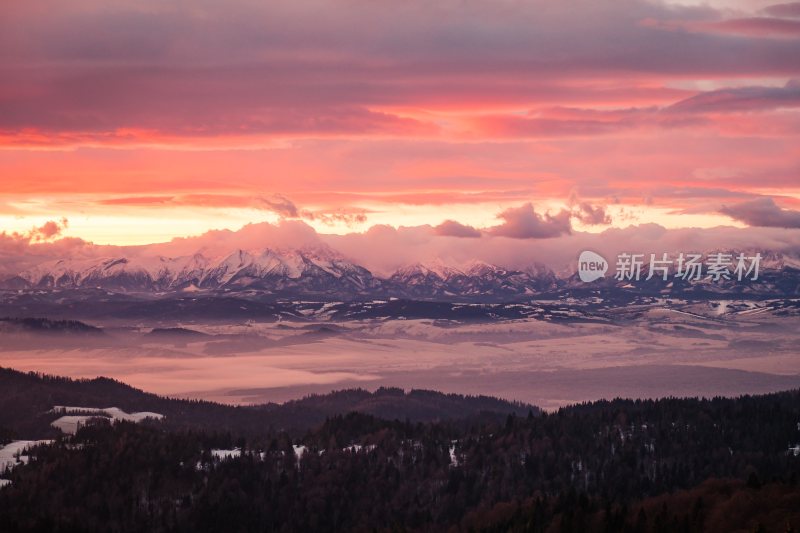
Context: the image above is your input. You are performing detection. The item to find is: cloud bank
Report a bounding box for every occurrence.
[3,219,799,278]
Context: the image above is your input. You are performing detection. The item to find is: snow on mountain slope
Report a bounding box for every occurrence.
[5,247,798,299]
[14,245,381,295]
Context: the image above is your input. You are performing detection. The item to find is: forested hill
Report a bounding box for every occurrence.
[1,388,799,532]
[0,367,536,438]
[0,317,104,335]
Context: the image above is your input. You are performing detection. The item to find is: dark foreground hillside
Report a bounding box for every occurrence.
[1,378,799,532]
[0,367,534,438]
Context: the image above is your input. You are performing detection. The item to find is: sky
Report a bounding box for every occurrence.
[0,0,799,251]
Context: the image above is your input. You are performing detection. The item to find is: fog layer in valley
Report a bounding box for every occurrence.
[2,298,798,409]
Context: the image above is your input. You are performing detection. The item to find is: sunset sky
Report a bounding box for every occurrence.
[1,0,799,247]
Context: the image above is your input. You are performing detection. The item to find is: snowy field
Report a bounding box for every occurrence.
[0,409,164,488]
[0,440,53,488]
[49,407,165,435]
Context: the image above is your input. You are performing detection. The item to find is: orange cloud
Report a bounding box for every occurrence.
[2,218,70,244]
[0,0,797,245]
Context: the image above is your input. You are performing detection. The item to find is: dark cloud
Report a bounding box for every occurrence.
[472,81,800,138]
[256,195,299,218]
[763,2,800,18]
[720,197,800,228]
[1,0,799,140]
[433,220,482,238]
[697,16,800,37]
[489,203,572,239]
[668,80,800,114]
[573,203,612,225]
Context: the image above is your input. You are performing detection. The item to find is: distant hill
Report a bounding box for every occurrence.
[144,327,211,339]
[0,317,103,335]
[0,367,537,439]
[279,387,534,424]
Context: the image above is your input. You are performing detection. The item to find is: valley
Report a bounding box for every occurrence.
[1,295,798,409]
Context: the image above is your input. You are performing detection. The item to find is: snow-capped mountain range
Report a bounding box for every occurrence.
[2,246,799,300]
[9,247,374,294]
[1,246,558,299]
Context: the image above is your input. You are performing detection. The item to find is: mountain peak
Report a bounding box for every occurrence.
[5,246,798,300]
[394,260,463,280]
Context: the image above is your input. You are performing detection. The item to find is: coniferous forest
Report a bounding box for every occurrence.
[0,370,799,532]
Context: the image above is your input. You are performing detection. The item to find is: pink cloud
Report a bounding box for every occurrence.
[0,0,797,236]
[668,81,800,114]
[696,17,800,38]
[720,197,800,228]
[763,3,800,18]
[1,218,70,245]
[97,194,369,226]
[3,219,800,280]
[1,0,799,144]
[488,203,572,239]
[572,203,612,225]
[30,218,70,241]
[433,220,482,238]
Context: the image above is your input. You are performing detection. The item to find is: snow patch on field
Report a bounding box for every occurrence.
[51,416,94,435]
[449,443,460,467]
[50,406,165,435]
[293,444,307,461]
[1,440,54,488]
[0,440,53,472]
[343,444,376,454]
[211,448,241,460]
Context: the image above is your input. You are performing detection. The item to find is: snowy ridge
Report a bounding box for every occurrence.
[4,246,800,299]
